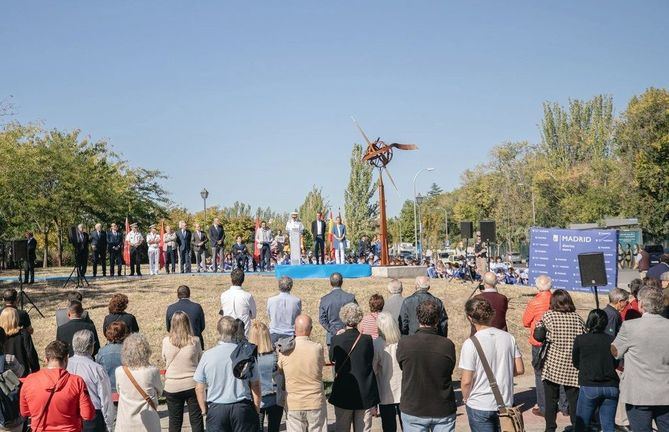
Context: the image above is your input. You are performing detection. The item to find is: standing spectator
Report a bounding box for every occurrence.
[0,308,39,377]
[332,216,347,264]
[72,224,90,277]
[19,341,96,431]
[176,220,193,274]
[125,223,143,276]
[471,271,508,334]
[311,212,327,265]
[329,303,379,432]
[220,268,256,338]
[612,287,669,431]
[318,272,356,346]
[536,289,585,432]
[90,223,107,277]
[55,291,92,328]
[373,312,403,432]
[106,223,123,277]
[603,288,628,338]
[115,333,163,432]
[248,322,283,432]
[166,285,206,349]
[399,276,448,337]
[621,279,643,321]
[397,300,457,431]
[24,231,37,284]
[383,279,404,323]
[572,309,619,432]
[194,316,261,432]
[460,297,524,432]
[636,247,650,278]
[103,293,139,334]
[209,218,226,273]
[359,294,384,339]
[163,225,178,274]
[646,254,669,280]
[162,312,204,432]
[146,224,161,275]
[256,221,273,271]
[67,330,115,432]
[277,314,326,432]
[2,288,33,333]
[267,276,302,343]
[56,302,101,357]
[191,223,209,272]
[95,321,129,390]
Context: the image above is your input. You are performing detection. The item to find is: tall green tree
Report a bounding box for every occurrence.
[344,143,378,246]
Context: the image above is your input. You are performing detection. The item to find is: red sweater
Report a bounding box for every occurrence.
[20,368,96,432]
[522,291,552,347]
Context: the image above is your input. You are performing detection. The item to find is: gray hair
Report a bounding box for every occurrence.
[278,276,293,293]
[608,287,630,304]
[638,287,664,315]
[483,272,497,288]
[121,333,152,368]
[376,311,401,344]
[72,330,95,355]
[339,302,363,327]
[535,275,553,292]
[387,279,403,295]
[217,316,237,342]
[415,276,430,291]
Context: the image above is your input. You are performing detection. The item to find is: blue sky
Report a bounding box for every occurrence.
[2,1,668,216]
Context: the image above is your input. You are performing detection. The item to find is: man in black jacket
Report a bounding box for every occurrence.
[56,302,100,357]
[399,276,448,337]
[166,285,206,349]
[397,299,456,429]
[311,212,327,265]
[209,218,225,272]
[176,220,192,273]
[71,224,89,277]
[90,223,107,277]
[24,231,37,284]
[106,223,123,277]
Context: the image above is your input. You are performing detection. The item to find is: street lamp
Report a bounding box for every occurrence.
[413,167,435,259]
[200,188,209,223]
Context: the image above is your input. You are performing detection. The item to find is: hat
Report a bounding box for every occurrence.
[130,223,138,228]
[149,224,156,229]
[291,211,298,216]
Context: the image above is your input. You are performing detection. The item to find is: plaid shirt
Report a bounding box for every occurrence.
[539,310,585,387]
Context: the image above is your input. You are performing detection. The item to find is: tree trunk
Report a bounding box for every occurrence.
[56,228,63,267]
[43,228,49,268]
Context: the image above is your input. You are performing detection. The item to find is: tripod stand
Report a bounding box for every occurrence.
[63,253,90,289]
[17,261,44,318]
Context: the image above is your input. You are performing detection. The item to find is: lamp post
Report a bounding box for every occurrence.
[413,167,435,259]
[200,188,209,223]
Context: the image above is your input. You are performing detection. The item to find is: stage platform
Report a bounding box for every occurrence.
[274,264,371,279]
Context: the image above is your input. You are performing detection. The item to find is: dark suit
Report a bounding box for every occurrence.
[191,230,208,272]
[71,230,90,276]
[232,243,248,269]
[209,224,225,272]
[329,328,379,410]
[176,229,192,273]
[90,230,107,277]
[319,288,357,345]
[166,298,206,348]
[106,230,123,276]
[311,220,327,264]
[24,237,37,283]
[56,318,100,357]
[399,290,449,337]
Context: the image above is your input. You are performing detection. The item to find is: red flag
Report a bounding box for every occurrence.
[253,217,261,260]
[123,217,131,266]
[159,220,165,269]
[328,210,335,259]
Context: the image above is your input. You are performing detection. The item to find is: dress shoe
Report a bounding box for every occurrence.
[531,407,544,417]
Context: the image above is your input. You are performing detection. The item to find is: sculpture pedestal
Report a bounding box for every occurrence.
[371,266,428,279]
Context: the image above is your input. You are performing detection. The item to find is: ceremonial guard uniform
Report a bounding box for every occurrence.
[146,226,161,275]
[285,212,305,266]
[126,224,144,276]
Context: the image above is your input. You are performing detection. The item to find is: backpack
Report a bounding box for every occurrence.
[0,356,21,427]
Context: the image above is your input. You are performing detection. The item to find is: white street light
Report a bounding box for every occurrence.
[413,167,435,259]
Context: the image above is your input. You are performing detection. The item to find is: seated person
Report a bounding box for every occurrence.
[231,236,249,270]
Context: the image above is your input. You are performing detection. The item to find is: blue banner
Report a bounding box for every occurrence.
[529,228,618,292]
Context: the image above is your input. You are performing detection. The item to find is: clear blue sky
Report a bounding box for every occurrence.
[3,1,668,216]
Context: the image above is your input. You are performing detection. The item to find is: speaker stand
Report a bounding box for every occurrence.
[17,262,45,318]
[592,286,600,309]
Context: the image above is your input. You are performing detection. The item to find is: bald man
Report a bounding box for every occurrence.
[470,271,509,336]
[399,276,449,336]
[277,314,326,431]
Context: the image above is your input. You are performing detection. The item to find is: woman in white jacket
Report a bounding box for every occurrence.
[373,311,403,432]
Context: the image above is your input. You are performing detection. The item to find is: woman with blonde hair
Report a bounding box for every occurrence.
[373,311,403,432]
[248,321,283,432]
[162,311,204,432]
[0,308,38,377]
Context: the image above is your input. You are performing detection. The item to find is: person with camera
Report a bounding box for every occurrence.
[24,232,37,284]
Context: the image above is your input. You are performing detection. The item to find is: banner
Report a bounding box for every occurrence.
[123,217,131,266]
[529,227,618,292]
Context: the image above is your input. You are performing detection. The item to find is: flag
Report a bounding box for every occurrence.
[253,217,261,260]
[159,220,165,269]
[328,210,335,259]
[123,217,131,266]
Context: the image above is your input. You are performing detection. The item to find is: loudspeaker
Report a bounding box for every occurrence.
[460,221,474,239]
[578,253,607,287]
[479,220,496,243]
[9,240,27,262]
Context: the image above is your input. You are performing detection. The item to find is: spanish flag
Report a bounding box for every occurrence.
[253,217,261,260]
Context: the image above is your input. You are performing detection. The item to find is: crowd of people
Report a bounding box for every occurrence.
[1,259,668,432]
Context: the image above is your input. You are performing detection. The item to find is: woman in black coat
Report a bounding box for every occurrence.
[0,308,39,377]
[102,293,140,334]
[329,302,379,432]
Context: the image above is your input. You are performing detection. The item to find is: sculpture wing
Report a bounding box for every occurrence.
[389,143,418,150]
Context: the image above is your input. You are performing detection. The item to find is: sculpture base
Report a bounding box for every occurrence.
[371,266,428,279]
[274,264,371,280]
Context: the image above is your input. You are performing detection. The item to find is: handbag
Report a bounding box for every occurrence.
[122,366,157,411]
[470,335,525,432]
[531,324,550,370]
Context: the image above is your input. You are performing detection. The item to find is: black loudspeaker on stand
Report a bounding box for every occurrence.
[460,221,474,239]
[578,252,608,309]
[479,220,496,270]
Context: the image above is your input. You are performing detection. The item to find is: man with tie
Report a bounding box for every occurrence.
[90,223,107,277]
[71,224,90,277]
[126,223,144,276]
[209,218,225,272]
[311,212,327,265]
[24,232,37,284]
[106,223,123,277]
[255,221,273,271]
[192,223,209,272]
[176,220,192,273]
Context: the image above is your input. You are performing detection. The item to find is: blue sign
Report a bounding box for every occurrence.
[529,228,618,293]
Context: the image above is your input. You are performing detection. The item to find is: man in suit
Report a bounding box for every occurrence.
[106,223,123,277]
[311,212,327,265]
[191,223,209,272]
[255,221,273,271]
[176,220,192,273]
[232,236,248,270]
[90,223,107,277]
[209,218,225,272]
[55,291,93,328]
[56,302,100,357]
[166,285,206,349]
[71,224,90,277]
[24,231,37,284]
[318,272,357,346]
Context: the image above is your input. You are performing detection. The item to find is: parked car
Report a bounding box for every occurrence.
[505,251,523,264]
[645,244,665,266]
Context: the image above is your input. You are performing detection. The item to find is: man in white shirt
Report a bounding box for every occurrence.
[126,223,144,276]
[285,212,304,266]
[220,268,256,337]
[255,221,273,272]
[460,297,524,431]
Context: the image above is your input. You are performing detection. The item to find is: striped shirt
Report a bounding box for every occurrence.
[359,312,380,339]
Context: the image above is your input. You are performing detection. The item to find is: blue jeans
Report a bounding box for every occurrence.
[465,406,500,432]
[574,386,618,432]
[401,412,456,432]
[626,404,669,432]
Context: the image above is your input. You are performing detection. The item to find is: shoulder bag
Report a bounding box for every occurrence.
[470,335,524,432]
[334,333,362,379]
[123,366,157,411]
